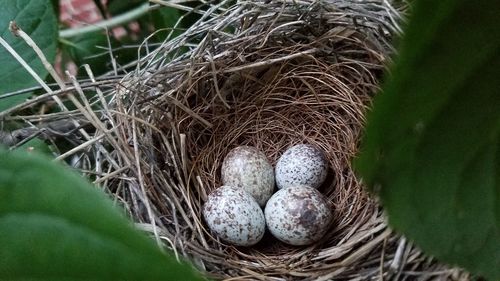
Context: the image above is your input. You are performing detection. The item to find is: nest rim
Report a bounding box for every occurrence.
[104,1,438,279]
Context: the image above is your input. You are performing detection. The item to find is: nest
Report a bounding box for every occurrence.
[1,0,467,280]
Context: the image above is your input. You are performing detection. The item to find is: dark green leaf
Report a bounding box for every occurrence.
[50,0,60,16]
[16,138,52,155]
[61,31,138,76]
[356,0,500,279]
[61,31,110,75]
[107,0,144,17]
[0,0,58,110]
[150,7,181,42]
[0,149,203,281]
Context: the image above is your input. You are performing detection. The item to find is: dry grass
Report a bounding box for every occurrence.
[0,0,469,280]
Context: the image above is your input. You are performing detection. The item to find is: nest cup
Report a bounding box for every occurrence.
[4,0,464,280]
[110,1,453,279]
[118,1,401,279]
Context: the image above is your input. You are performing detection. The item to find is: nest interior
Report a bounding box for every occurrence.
[1,0,466,280]
[172,47,382,277]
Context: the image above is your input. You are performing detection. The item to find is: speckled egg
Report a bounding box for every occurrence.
[203,186,265,246]
[221,146,275,207]
[275,144,328,190]
[264,185,332,246]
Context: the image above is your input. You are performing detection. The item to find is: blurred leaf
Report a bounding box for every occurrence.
[61,32,110,75]
[150,7,181,42]
[51,0,60,16]
[0,0,58,110]
[16,138,52,155]
[61,32,137,76]
[107,0,144,16]
[0,149,204,280]
[356,0,500,279]
[179,1,204,28]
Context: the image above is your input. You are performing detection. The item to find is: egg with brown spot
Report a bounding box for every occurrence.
[222,146,274,207]
[264,185,332,246]
[275,144,328,190]
[203,186,265,246]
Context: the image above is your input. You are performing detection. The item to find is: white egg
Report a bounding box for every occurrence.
[275,144,328,190]
[221,146,275,207]
[264,185,332,246]
[203,186,265,246]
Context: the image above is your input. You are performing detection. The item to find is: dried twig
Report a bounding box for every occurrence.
[0,119,87,147]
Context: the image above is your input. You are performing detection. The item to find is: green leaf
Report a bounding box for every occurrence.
[150,7,181,42]
[61,32,110,75]
[356,0,500,279]
[0,149,203,281]
[16,138,52,155]
[107,0,144,16]
[61,31,138,76]
[50,0,60,16]
[0,0,58,110]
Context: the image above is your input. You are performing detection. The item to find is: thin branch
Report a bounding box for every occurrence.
[10,21,66,89]
[0,119,86,147]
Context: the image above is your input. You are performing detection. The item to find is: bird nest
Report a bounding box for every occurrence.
[1,0,465,280]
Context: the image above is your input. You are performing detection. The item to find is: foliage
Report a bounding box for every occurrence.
[1,0,193,153]
[356,0,500,279]
[60,0,187,76]
[17,138,53,155]
[0,149,203,280]
[0,0,57,111]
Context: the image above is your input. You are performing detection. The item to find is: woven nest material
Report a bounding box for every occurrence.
[1,0,467,280]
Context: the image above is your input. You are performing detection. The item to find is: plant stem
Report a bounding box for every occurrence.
[10,22,66,89]
[59,2,152,39]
